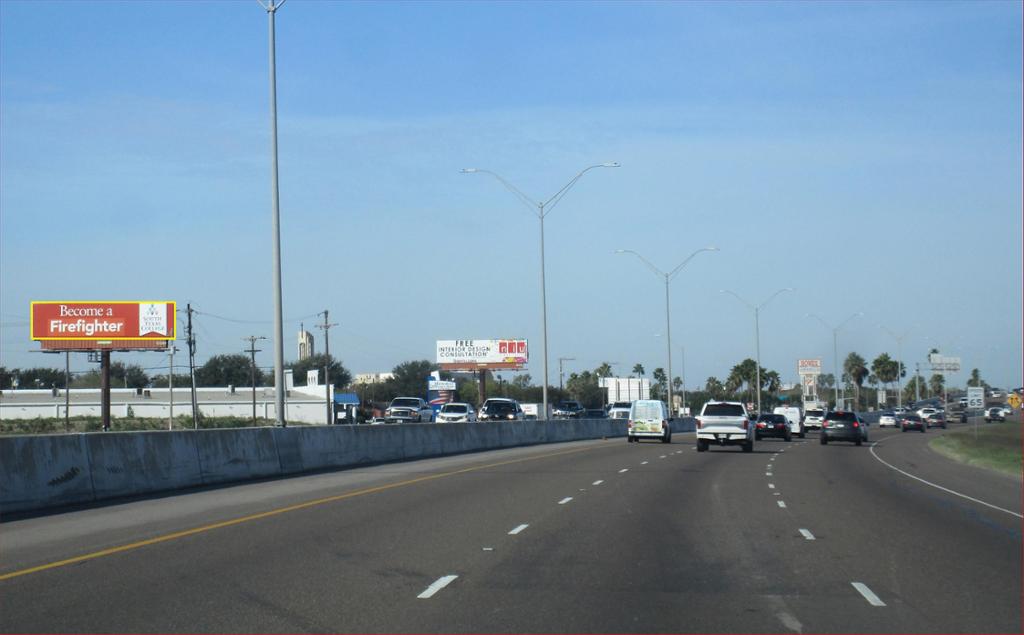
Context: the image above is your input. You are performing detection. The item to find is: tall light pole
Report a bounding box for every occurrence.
[258,0,287,427]
[461,163,619,419]
[808,312,862,408]
[879,325,910,409]
[721,287,794,414]
[616,247,718,416]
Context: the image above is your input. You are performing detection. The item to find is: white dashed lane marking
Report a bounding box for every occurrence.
[799,529,815,540]
[777,501,787,508]
[619,468,629,473]
[641,461,649,465]
[768,484,775,489]
[852,582,886,606]
[508,524,529,535]
[418,575,458,599]
[558,497,573,505]
[592,480,604,486]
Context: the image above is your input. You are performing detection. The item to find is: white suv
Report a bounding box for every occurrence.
[385,397,434,423]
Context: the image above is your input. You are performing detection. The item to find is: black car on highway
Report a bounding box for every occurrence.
[754,413,792,442]
[900,413,926,432]
[820,410,868,446]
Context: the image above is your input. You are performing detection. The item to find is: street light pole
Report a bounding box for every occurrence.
[809,312,862,409]
[258,0,287,427]
[461,163,619,420]
[617,247,718,416]
[879,325,910,409]
[721,288,793,414]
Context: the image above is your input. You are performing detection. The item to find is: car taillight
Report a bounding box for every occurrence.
[627,420,632,428]
[695,418,702,429]
[742,419,749,430]
[853,422,859,428]
[662,420,667,430]
[757,422,766,428]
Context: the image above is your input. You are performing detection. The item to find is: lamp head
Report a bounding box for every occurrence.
[459,168,478,174]
[601,162,621,168]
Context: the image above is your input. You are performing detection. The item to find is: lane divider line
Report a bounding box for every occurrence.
[869,441,1023,519]
[508,524,529,535]
[777,501,787,508]
[799,529,815,540]
[418,575,458,599]
[641,461,649,465]
[851,582,886,607]
[0,443,604,582]
[558,497,573,505]
[592,480,604,486]
[768,484,775,489]
[619,468,629,473]
[766,472,773,477]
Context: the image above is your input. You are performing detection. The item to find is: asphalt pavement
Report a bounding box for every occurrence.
[1,424,1020,633]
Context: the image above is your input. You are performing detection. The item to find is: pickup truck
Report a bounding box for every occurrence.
[384,397,434,423]
[552,400,585,418]
[696,400,754,452]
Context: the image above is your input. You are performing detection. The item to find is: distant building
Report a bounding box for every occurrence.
[354,372,394,385]
[298,324,315,360]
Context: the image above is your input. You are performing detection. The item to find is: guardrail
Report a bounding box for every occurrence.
[0,417,696,515]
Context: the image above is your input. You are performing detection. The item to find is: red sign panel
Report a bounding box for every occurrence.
[31,301,176,341]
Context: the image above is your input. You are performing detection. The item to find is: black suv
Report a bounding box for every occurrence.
[479,398,523,421]
[820,410,868,446]
[754,413,792,442]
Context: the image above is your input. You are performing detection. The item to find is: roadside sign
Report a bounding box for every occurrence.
[1008,393,1021,409]
[966,387,984,409]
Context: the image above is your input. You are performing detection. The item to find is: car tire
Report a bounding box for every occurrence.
[799,431,805,439]
[820,435,828,445]
[785,433,792,442]
[697,440,708,452]
[855,438,862,446]
[755,433,761,441]
[662,434,671,444]
[921,427,926,433]
[742,440,753,453]
[627,435,634,443]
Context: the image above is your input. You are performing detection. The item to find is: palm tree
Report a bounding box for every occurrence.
[632,363,645,378]
[595,362,613,379]
[705,376,724,399]
[844,352,869,409]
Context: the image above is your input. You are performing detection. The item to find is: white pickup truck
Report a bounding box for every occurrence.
[384,397,434,423]
[696,400,754,452]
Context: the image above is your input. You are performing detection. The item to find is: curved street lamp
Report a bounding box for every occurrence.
[616,247,718,415]
[808,312,863,408]
[461,163,619,418]
[720,288,794,414]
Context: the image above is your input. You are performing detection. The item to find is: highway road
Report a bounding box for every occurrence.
[1,425,1020,633]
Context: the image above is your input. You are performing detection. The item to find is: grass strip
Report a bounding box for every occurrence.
[929,421,1022,478]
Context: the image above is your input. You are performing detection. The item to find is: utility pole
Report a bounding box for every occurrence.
[317,310,337,425]
[680,346,686,416]
[243,336,267,425]
[168,344,179,430]
[915,362,921,403]
[558,357,575,393]
[187,304,199,429]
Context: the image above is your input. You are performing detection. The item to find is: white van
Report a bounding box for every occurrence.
[773,406,805,438]
[627,400,671,444]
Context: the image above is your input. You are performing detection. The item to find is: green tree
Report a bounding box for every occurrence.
[565,370,602,407]
[705,376,724,399]
[818,373,835,390]
[726,358,758,399]
[843,352,869,409]
[595,362,613,379]
[632,363,645,378]
[150,373,194,388]
[386,360,437,399]
[288,353,351,389]
[651,367,667,400]
[967,368,984,387]
[929,373,945,397]
[199,354,261,387]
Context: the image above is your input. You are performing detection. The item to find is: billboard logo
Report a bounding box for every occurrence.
[139,303,169,336]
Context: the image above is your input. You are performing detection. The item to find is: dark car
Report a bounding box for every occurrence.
[755,413,792,442]
[478,398,523,421]
[552,400,586,418]
[820,410,868,446]
[925,412,947,429]
[900,413,926,432]
[585,409,607,419]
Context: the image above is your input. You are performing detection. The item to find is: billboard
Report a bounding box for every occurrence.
[797,359,822,376]
[928,354,961,372]
[436,339,528,370]
[31,302,175,348]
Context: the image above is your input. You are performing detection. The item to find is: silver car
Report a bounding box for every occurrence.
[436,402,477,423]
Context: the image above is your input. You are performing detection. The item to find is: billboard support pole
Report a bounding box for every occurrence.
[478,369,486,406]
[64,351,71,432]
[100,351,111,431]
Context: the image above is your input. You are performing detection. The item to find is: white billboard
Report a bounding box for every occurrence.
[928,354,961,372]
[798,359,822,376]
[436,339,528,367]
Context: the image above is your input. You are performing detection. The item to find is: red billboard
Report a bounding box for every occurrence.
[31,301,176,341]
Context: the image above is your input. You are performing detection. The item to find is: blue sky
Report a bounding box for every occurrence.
[1,0,1021,390]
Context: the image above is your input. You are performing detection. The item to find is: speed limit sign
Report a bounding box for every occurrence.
[967,387,985,409]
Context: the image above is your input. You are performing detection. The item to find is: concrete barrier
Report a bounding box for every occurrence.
[0,417,666,515]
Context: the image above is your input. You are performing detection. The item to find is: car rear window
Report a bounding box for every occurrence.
[806,409,824,417]
[825,411,857,422]
[759,414,786,423]
[702,403,745,417]
[442,404,468,413]
[904,414,922,421]
[392,398,420,408]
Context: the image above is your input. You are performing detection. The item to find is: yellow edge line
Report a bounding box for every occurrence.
[0,443,602,582]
